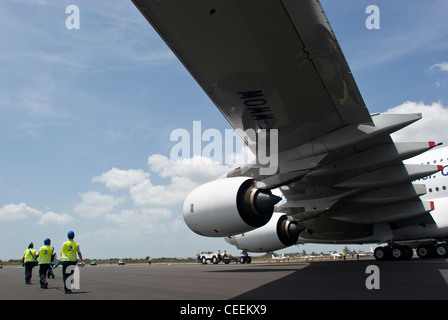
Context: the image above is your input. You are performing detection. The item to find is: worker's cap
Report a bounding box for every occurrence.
[44,238,51,245]
[67,231,75,239]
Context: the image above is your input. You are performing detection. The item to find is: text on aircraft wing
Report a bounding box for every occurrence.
[132,0,372,154]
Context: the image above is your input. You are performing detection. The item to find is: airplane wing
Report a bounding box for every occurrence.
[132,0,441,244]
[132,0,372,152]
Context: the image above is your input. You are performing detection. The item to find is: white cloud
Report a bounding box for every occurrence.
[38,211,74,225]
[74,191,124,218]
[148,154,229,182]
[129,175,197,208]
[0,202,73,225]
[127,154,231,207]
[66,152,235,257]
[90,154,232,209]
[106,208,172,232]
[0,202,41,221]
[92,167,149,191]
[69,150,253,256]
[430,62,448,73]
[427,62,448,88]
[388,101,448,144]
[153,154,231,179]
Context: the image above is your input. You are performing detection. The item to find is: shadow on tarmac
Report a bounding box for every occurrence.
[230,259,448,300]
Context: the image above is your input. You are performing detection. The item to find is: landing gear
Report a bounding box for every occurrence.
[373,246,390,261]
[416,243,448,259]
[373,242,448,261]
[373,245,413,261]
[416,245,434,259]
[239,251,252,264]
[391,245,413,260]
[239,255,252,264]
[436,244,448,257]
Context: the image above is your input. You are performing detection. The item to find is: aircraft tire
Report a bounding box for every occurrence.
[391,247,402,260]
[374,246,390,261]
[416,245,435,259]
[435,244,448,258]
[391,245,413,260]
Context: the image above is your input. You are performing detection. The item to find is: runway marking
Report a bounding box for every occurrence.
[439,269,448,286]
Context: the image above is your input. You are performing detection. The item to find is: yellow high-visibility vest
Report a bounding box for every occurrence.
[61,241,78,262]
[38,246,53,264]
[23,249,36,263]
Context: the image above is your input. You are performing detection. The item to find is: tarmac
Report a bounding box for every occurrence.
[1,258,448,301]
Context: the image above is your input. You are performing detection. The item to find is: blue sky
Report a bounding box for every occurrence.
[0,0,447,260]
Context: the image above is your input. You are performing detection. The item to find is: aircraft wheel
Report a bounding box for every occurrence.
[391,247,403,260]
[239,256,246,264]
[374,246,390,261]
[246,256,252,264]
[417,245,435,259]
[435,244,448,258]
[391,246,413,260]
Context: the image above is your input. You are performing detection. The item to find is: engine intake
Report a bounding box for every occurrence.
[225,213,305,252]
[237,179,282,227]
[183,177,281,237]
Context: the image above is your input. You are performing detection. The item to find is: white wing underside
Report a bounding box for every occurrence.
[133,0,440,244]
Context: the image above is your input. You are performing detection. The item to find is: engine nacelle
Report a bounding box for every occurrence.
[183,177,281,237]
[225,212,304,252]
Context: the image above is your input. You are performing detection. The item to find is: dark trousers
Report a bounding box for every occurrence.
[24,262,35,284]
[39,264,51,288]
[62,261,77,293]
[47,266,55,278]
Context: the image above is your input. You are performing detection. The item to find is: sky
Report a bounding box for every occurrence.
[1,0,448,260]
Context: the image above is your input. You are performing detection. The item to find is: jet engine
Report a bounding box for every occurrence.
[225,212,304,252]
[182,177,281,237]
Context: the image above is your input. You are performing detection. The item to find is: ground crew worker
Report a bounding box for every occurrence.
[61,230,83,294]
[22,243,36,285]
[36,238,53,289]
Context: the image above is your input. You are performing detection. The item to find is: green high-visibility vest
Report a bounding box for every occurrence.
[23,249,36,263]
[38,246,53,264]
[61,241,78,262]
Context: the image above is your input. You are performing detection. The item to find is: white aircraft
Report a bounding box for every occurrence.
[132,0,448,261]
[330,252,341,260]
[271,253,288,261]
[307,253,323,260]
[357,247,374,257]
